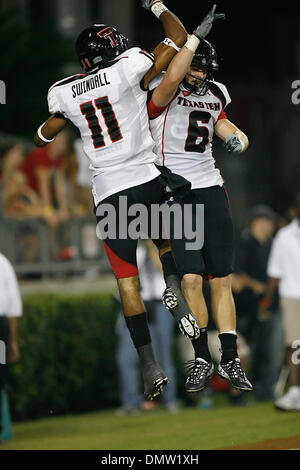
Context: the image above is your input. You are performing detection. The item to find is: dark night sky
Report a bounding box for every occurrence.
[134,1,300,219]
[135,1,300,85]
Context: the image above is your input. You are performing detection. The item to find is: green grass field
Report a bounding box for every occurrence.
[2,398,300,450]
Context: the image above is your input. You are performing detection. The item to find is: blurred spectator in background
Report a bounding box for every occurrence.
[1,143,43,219]
[3,171,42,219]
[62,137,93,218]
[20,130,74,260]
[0,252,22,443]
[21,130,70,227]
[232,205,284,401]
[72,138,93,215]
[116,241,178,415]
[0,142,25,183]
[0,136,97,266]
[0,142,45,263]
[266,192,300,411]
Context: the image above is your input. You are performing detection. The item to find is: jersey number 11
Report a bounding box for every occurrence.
[80,96,123,149]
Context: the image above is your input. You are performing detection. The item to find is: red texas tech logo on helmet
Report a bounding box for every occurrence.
[97,27,116,47]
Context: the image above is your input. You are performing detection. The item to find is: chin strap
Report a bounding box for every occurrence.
[183,76,212,96]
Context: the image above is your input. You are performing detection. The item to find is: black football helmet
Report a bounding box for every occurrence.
[183,39,219,96]
[75,24,129,72]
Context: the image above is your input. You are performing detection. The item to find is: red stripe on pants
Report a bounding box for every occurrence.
[102,241,138,279]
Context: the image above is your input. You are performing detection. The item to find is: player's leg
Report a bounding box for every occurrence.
[202,185,252,391]
[158,243,200,340]
[158,193,213,392]
[210,275,236,331]
[96,182,168,399]
[181,274,208,331]
[155,168,201,339]
[117,276,168,400]
[181,273,211,359]
[210,273,237,359]
[158,190,205,340]
[180,273,214,392]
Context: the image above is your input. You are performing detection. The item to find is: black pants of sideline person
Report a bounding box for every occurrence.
[0,316,9,435]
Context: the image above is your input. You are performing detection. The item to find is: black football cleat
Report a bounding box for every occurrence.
[218,358,253,391]
[185,358,214,393]
[143,363,168,400]
[162,288,200,340]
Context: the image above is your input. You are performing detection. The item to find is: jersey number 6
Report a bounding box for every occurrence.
[80,96,123,149]
[184,111,211,153]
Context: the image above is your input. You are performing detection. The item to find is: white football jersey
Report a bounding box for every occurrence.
[47,47,160,205]
[148,75,231,189]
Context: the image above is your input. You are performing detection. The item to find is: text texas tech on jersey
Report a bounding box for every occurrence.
[148,74,231,190]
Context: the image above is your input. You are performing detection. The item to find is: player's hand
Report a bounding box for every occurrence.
[193,4,225,40]
[141,0,163,10]
[223,134,243,153]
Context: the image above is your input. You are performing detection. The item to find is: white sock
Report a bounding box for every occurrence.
[219,330,237,335]
[289,385,300,395]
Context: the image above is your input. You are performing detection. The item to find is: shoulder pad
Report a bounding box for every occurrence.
[209,81,231,108]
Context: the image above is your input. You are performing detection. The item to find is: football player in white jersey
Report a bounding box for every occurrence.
[147,36,253,393]
[33,1,224,400]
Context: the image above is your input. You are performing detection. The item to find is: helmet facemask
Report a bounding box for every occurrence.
[183,40,219,96]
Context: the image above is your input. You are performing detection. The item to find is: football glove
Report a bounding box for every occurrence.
[141,0,163,10]
[223,134,244,153]
[193,4,225,40]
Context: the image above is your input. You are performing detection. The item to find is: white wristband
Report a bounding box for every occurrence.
[37,123,54,143]
[151,2,169,19]
[234,133,245,152]
[184,34,200,53]
[163,37,180,52]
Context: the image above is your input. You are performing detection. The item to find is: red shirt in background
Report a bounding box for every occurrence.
[21,147,63,193]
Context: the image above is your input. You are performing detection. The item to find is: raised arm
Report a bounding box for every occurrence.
[141,1,187,89]
[34,114,67,147]
[151,4,225,107]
